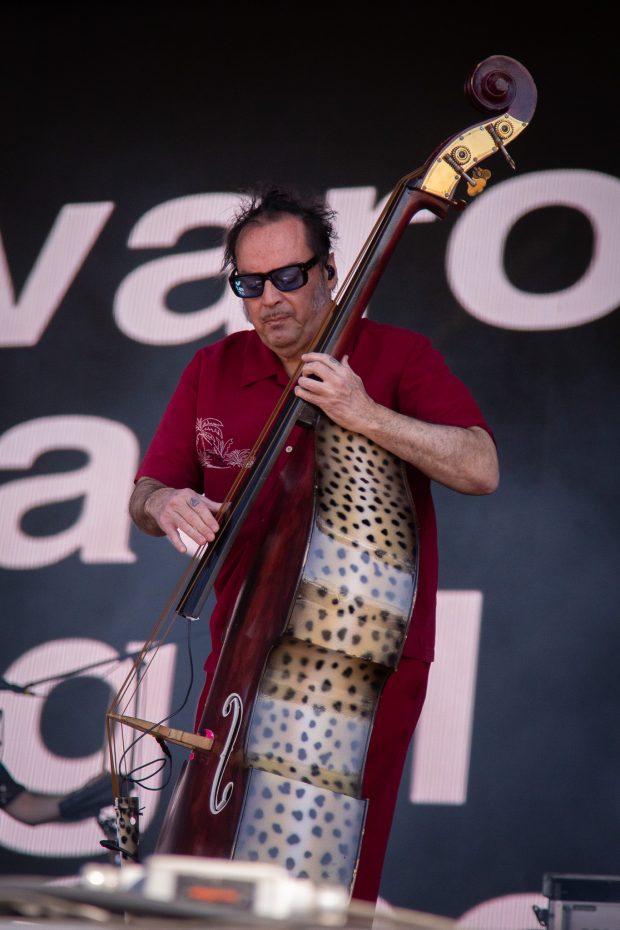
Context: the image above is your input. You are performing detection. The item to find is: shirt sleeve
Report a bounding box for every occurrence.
[396,333,495,441]
[134,353,203,491]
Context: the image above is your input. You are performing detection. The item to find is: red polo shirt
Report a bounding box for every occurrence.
[135,319,493,665]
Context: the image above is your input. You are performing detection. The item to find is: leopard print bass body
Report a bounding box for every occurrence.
[234,418,419,890]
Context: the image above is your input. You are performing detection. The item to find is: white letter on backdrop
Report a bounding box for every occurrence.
[327,186,436,284]
[0,416,139,568]
[446,169,620,331]
[114,193,248,344]
[0,203,114,347]
[456,892,548,930]
[410,590,482,804]
[0,637,176,857]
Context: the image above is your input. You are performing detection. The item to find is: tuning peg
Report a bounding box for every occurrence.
[485,120,516,169]
[443,153,478,188]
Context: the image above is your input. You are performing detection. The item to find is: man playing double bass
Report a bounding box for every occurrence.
[128,185,499,904]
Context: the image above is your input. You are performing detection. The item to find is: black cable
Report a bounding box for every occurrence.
[117,618,197,794]
[0,623,206,696]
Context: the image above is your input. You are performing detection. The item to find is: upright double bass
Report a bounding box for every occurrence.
[108,55,536,891]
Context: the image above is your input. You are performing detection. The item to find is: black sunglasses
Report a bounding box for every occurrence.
[228,255,319,299]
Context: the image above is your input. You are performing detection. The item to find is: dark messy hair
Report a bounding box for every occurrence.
[222,184,338,271]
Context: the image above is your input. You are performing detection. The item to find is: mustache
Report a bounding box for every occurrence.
[260,310,293,323]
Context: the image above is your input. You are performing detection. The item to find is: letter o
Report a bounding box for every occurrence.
[446,169,620,330]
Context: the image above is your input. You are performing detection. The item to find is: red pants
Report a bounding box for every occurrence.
[195,654,430,905]
[351,656,430,903]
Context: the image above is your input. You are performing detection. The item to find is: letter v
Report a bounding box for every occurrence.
[0,202,114,347]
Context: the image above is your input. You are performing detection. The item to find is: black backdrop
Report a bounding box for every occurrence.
[1,9,619,926]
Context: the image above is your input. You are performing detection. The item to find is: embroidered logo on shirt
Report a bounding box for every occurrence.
[196,417,254,469]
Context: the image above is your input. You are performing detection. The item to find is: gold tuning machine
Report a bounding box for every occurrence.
[486,120,517,169]
[443,152,478,189]
[443,152,492,198]
[467,166,492,197]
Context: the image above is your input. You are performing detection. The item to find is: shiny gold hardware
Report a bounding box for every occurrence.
[450,145,472,165]
[466,167,492,197]
[418,114,527,200]
[443,153,477,187]
[486,120,516,169]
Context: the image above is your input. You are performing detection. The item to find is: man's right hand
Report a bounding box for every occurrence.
[129,478,222,555]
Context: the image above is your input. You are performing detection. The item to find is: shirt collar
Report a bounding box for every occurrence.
[240,330,291,387]
[240,317,366,388]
